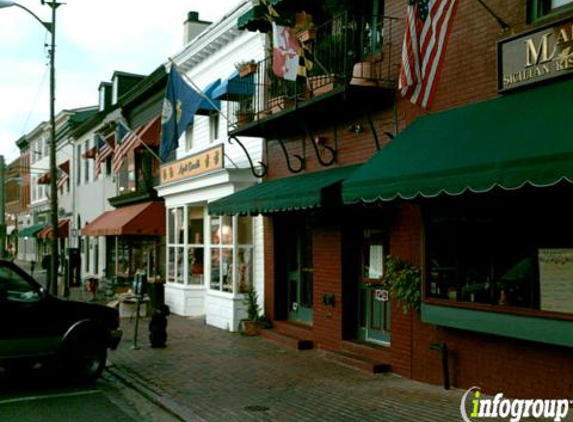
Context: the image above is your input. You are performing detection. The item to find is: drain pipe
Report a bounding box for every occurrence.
[430,342,450,390]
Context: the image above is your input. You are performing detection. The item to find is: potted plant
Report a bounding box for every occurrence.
[294,20,317,43]
[381,255,422,313]
[235,60,258,78]
[241,284,262,335]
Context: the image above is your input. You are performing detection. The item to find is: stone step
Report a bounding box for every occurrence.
[340,340,391,363]
[272,320,314,340]
[324,350,391,374]
[261,328,314,350]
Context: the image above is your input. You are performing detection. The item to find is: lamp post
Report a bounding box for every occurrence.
[0,0,61,294]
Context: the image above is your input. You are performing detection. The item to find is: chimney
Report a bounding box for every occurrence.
[183,11,211,45]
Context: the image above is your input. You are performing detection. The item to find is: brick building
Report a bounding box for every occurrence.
[210,0,573,399]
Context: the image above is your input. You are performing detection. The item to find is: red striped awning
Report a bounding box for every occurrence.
[37,219,70,239]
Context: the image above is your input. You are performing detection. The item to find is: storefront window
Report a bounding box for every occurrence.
[187,207,204,285]
[167,207,185,284]
[107,235,163,284]
[209,216,254,293]
[424,193,573,315]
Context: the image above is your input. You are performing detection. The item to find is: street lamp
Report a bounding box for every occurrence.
[0,0,61,295]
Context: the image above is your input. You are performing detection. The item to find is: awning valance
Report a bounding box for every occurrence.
[81,201,165,236]
[212,71,254,102]
[18,224,45,238]
[209,165,359,215]
[38,219,69,239]
[196,79,222,116]
[343,78,573,203]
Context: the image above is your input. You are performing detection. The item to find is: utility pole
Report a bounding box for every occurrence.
[46,0,61,295]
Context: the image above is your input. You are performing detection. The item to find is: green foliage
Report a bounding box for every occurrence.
[382,255,422,314]
[244,284,261,321]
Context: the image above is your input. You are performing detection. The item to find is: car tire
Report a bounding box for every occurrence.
[61,333,107,384]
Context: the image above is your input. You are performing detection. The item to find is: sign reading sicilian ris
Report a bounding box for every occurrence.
[498,17,573,91]
[160,144,224,184]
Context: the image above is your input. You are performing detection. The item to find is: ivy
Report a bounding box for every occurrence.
[382,255,422,314]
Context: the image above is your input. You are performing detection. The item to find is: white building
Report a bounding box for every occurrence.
[156,2,267,331]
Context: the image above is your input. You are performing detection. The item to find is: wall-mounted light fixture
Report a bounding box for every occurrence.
[350,124,364,134]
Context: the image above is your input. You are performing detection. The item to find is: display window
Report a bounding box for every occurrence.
[424,190,573,317]
[209,215,253,294]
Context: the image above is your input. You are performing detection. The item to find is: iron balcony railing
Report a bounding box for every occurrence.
[228,12,399,131]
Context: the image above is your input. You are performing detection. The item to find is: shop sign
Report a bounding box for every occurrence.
[160,144,224,184]
[498,17,573,91]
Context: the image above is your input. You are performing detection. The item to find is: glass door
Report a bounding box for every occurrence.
[286,223,313,324]
[357,229,390,344]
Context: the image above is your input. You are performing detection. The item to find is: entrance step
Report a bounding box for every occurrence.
[340,340,391,363]
[324,350,391,374]
[261,321,314,350]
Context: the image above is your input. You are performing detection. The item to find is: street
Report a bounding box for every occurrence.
[0,366,179,422]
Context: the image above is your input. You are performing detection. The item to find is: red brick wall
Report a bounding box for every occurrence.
[312,224,343,351]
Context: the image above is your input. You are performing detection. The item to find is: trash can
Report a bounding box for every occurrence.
[147,279,165,310]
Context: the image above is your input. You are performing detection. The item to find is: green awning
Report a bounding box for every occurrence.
[18,224,46,238]
[209,165,360,215]
[343,77,573,203]
[237,0,285,32]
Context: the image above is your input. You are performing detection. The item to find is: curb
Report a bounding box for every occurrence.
[105,363,207,422]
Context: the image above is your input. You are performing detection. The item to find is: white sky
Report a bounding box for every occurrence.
[0,0,242,164]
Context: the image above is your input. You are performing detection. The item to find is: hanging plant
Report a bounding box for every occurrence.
[382,255,422,313]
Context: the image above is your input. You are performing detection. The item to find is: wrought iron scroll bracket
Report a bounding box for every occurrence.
[228,136,268,178]
[305,126,337,167]
[276,137,305,173]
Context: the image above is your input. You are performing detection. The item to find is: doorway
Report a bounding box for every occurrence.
[285,221,313,324]
[357,229,390,344]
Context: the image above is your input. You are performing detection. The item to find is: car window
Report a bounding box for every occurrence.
[0,267,41,303]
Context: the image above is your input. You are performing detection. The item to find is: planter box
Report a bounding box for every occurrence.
[239,63,258,78]
[296,28,317,43]
[269,96,295,114]
[310,74,342,96]
[236,111,254,125]
[242,320,262,336]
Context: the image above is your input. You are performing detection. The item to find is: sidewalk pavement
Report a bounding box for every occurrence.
[108,315,472,422]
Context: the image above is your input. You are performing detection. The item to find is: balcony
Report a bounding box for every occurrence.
[228,12,399,139]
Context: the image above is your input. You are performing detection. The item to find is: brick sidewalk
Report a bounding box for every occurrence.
[108,315,475,422]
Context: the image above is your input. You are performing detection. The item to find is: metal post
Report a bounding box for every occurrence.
[0,155,6,258]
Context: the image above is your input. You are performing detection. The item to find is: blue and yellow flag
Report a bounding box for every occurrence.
[160,66,203,161]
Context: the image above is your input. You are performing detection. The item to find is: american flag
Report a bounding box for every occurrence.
[95,133,114,177]
[57,172,69,189]
[112,121,138,174]
[399,0,458,108]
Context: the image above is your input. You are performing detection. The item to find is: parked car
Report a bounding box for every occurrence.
[0,259,122,382]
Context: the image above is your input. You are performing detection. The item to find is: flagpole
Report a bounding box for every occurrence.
[119,119,164,164]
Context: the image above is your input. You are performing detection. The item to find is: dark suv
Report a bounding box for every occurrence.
[0,259,122,382]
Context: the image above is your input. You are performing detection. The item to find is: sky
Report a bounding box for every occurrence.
[0,0,242,164]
